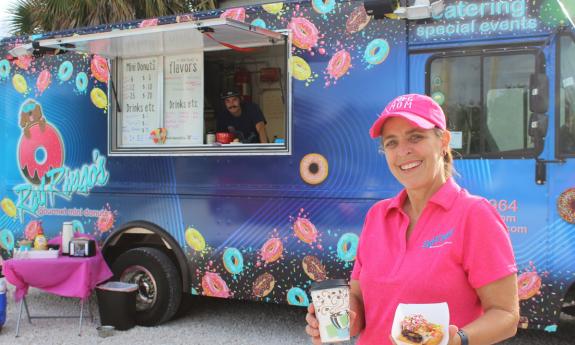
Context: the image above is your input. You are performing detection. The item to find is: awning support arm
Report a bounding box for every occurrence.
[199,27,257,53]
[110,76,122,112]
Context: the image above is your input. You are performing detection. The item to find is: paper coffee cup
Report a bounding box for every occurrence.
[206,132,216,145]
[310,279,350,343]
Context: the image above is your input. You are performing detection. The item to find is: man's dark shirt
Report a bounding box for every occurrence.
[559,124,575,153]
[216,102,267,143]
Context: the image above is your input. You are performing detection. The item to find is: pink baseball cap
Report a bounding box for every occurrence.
[369,94,446,138]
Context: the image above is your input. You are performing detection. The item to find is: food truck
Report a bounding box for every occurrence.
[0,0,573,331]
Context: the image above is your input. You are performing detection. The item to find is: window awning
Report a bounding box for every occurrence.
[38,18,285,58]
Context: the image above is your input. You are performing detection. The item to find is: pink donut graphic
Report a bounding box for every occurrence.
[18,123,64,184]
[97,210,115,233]
[288,17,319,50]
[518,271,542,300]
[14,55,32,70]
[139,18,159,28]
[293,217,318,244]
[90,55,109,84]
[36,69,52,94]
[202,272,231,298]
[326,50,351,80]
[24,220,42,241]
[18,101,64,185]
[220,8,246,22]
[260,238,283,263]
[176,14,196,23]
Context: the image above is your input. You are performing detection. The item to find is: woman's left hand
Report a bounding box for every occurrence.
[390,325,459,345]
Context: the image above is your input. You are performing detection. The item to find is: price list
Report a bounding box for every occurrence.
[163,54,204,146]
[121,57,160,147]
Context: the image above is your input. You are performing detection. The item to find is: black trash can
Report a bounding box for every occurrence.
[96,282,138,330]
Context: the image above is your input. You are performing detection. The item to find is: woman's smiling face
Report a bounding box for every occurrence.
[381,117,449,191]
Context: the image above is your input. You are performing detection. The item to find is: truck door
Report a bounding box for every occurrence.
[551,32,575,317]
[409,44,556,327]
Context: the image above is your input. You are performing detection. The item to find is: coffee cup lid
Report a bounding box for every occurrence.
[310,279,348,291]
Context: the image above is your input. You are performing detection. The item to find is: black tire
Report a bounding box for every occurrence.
[563,287,575,316]
[175,292,195,318]
[112,247,182,326]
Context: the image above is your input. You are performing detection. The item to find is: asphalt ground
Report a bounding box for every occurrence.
[1,287,574,344]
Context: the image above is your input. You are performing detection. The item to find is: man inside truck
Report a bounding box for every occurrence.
[216,90,269,143]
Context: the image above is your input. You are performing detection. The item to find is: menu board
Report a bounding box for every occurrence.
[119,53,204,148]
[120,57,161,147]
[164,54,204,146]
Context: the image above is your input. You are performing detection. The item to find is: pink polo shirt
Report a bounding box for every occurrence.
[351,178,517,345]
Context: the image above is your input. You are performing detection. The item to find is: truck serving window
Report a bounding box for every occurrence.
[39,19,290,156]
[428,51,537,157]
[558,35,575,156]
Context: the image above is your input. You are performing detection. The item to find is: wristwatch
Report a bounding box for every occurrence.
[457,329,469,345]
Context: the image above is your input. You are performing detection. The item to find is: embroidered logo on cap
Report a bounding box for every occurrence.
[386,95,414,112]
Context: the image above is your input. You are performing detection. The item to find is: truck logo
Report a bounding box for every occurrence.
[13,149,109,219]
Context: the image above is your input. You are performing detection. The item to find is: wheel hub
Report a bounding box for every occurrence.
[120,265,157,311]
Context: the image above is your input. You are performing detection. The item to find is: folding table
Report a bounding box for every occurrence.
[3,253,113,336]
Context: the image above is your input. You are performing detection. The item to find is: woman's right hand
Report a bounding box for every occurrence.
[305,303,322,345]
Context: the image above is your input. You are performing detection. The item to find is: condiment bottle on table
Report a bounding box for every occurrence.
[33,224,48,250]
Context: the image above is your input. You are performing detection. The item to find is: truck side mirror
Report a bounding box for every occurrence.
[535,159,546,185]
[529,113,548,157]
[529,73,549,114]
[528,113,548,138]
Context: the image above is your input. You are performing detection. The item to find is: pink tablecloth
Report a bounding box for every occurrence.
[3,253,113,301]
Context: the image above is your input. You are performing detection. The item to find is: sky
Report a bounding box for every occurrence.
[0,0,17,38]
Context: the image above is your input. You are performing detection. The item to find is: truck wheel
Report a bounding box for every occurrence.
[111,247,182,326]
[563,287,575,316]
[175,292,195,317]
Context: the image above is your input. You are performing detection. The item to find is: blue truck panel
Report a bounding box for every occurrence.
[0,0,573,330]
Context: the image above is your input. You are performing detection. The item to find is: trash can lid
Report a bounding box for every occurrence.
[97,281,138,292]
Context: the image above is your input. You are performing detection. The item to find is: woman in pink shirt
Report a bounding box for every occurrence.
[305,94,519,345]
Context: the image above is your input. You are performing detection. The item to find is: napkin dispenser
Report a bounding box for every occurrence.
[69,239,96,257]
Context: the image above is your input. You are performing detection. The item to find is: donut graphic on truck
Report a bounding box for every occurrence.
[17,99,64,185]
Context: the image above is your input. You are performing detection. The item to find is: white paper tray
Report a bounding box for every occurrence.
[391,303,449,345]
[13,249,59,259]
